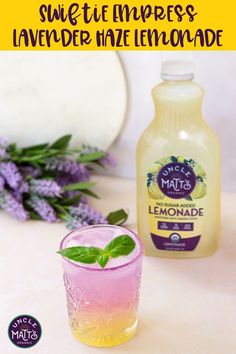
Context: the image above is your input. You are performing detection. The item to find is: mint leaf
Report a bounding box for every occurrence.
[107,209,128,225]
[51,135,72,150]
[97,252,110,268]
[58,235,136,268]
[58,246,101,263]
[104,235,135,258]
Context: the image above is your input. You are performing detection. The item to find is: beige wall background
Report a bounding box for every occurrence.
[109,51,236,192]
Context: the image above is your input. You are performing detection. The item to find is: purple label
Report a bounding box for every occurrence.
[8,315,42,348]
[151,233,200,251]
[158,221,194,231]
[157,162,196,199]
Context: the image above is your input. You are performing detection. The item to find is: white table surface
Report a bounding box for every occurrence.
[1,175,236,354]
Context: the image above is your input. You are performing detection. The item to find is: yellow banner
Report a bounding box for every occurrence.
[0,0,234,50]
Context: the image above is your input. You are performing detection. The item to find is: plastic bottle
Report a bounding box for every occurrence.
[136,60,220,258]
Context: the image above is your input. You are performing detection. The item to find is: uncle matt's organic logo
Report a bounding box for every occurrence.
[8,315,42,348]
[157,162,196,199]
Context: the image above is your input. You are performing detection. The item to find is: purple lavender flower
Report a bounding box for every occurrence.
[18,181,29,193]
[55,172,73,187]
[76,164,91,182]
[55,172,79,200]
[20,166,42,179]
[100,152,117,167]
[68,203,108,228]
[55,167,90,202]
[30,179,62,197]
[0,162,23,189]
[0,176,5,192]
[45,157,79,174]
[28,196,58,223]
[66,202,108,229]
[0,137,9,160]
[64,192,88,204]
[11,190,23,203]
[11,182,29,203]
[79,195,88,204]
[55,166,90,187]
[0,137,8,148]
[0,148,9,160]
[65,215,88,230]
[0,191,29,221]
[76,164,91,181]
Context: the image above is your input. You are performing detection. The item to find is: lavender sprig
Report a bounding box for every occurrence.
[66,203,108,230]
[28,196,58,223]
[55,167,90,202]
[0,162,23,189]
[20,166,42,179]
[30,179,62,197]
[12,190,23,203]
[65,216,88,230]
[55,166,90,186]
[45,157,79,174]
[100,152,117,167]
[0,135,127,228]
[0,191,29,221]
[76,164,91,181]
[12,181,29,203]
[19,181,29,193]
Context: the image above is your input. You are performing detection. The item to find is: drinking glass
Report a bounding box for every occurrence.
[59,224,143,347]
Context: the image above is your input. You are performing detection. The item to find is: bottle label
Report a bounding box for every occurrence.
[147,156,207,252]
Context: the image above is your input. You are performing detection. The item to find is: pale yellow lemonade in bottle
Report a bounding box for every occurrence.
[136,61,220,258]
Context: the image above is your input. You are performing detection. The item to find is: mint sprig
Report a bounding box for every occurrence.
[58,234,136,268]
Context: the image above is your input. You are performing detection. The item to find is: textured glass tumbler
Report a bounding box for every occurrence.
[60,225,143,347]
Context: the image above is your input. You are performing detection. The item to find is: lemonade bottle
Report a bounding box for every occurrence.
[136,60,220,258]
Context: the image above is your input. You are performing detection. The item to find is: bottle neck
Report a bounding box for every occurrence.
[152,80,203,130]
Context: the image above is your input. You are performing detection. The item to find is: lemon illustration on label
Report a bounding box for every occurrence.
[147,156,207,201]
[148,182,164,200]
[193,163,206,179]
[177,156,185,163]
[149,162,162,174]
[191,181,207,199]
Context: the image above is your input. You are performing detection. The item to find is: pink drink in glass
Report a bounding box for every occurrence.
[60,225,143,347]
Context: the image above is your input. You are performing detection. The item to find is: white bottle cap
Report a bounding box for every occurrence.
[161,60,195,81]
